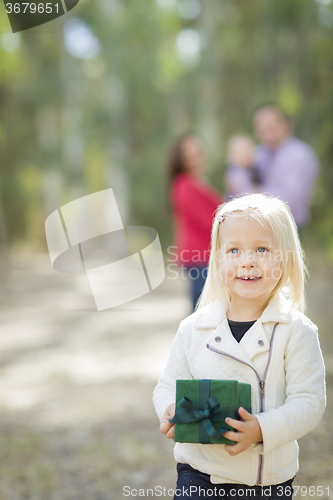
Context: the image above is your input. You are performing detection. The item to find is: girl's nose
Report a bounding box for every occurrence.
[242,262,254,268]
[241,251,256,267]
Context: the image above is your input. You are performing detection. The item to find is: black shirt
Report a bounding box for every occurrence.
[227,319,256,343]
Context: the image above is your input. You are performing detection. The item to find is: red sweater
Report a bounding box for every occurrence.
[170,173,222,265]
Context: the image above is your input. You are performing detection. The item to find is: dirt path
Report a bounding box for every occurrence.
[0,251,331,499]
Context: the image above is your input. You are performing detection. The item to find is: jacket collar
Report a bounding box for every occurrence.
[195,293,293,367]
[193,292,293,330]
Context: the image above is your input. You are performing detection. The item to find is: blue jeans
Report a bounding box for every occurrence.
[184,265,208,312]
[173,463,294,500]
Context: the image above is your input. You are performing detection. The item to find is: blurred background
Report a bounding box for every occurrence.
[0,0,332,498]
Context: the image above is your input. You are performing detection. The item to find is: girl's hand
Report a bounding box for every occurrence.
[223,407,263,456]
[159,404,176,439]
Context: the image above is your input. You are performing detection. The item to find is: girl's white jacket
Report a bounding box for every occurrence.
[153,292,326,486]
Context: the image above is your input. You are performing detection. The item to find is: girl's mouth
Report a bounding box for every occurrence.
[237,277,261,282]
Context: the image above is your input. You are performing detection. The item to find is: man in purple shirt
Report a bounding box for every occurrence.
[226,106,319,228]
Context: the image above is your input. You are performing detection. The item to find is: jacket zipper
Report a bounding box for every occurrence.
[206,323,279,485]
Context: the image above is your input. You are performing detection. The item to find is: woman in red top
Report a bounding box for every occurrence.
[168,133,223,311]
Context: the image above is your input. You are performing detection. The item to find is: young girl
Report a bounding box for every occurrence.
[153,193,326,500]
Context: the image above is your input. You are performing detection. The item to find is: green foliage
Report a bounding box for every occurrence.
[1,0,333,255]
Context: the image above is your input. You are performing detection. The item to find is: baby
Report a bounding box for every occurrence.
[226,134,262,192]
[227,134,255,169]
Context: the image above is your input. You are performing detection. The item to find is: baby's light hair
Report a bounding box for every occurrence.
[227,134,255,151]
[196,193,308,314]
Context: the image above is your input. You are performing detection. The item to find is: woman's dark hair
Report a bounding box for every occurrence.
[168,132,200,182]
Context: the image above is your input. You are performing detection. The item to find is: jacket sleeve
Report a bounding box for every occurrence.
[153,320,193,422]
[253,324,326,455]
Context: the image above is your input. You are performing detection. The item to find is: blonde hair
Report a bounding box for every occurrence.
[196,193,308,314]
[227,134,255,152]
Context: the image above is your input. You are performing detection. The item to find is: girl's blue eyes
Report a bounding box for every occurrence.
[229,247,268,254]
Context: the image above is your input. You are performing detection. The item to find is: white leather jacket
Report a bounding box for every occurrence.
[153,293,326,486]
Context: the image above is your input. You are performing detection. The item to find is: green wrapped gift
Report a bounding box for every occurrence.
[169,379,251,444]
